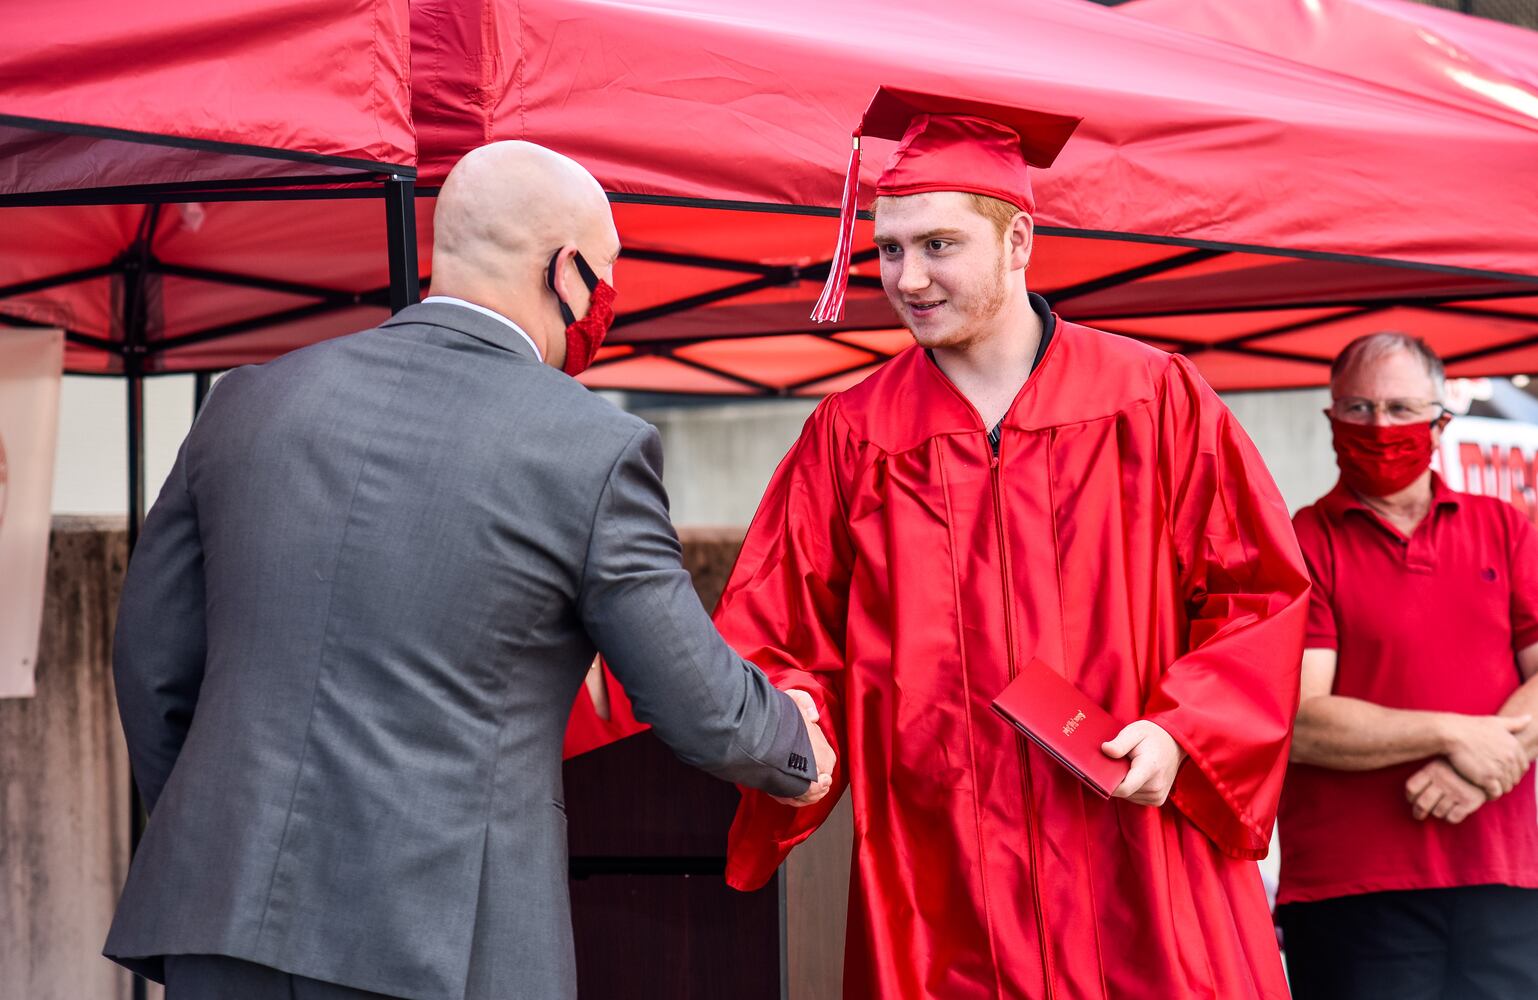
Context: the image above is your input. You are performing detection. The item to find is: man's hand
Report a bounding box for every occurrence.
[1406,758,1487,824]
[1103,720,1185,806]
[1441,713,1531,799]
[771,689,837,808]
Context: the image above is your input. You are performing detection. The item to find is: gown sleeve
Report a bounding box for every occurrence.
[716,397,856,890]
[1144,355,1311,860]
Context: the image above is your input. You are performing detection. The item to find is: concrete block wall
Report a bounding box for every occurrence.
[0,517,140,1000]
[638,387,1337,526]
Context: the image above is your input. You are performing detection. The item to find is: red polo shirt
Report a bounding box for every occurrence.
[1279,475,1538,906]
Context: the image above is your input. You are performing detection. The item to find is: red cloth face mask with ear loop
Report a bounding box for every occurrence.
[546,250,617,377]
[1329,417,1436,497]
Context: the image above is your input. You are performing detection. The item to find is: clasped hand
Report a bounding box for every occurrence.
[771,689,837,808]
[1405,758,1486,824]
[1405,712,1532,823]
[1441,713,1531,800]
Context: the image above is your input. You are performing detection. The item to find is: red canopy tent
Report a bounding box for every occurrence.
[1,0,414,194]
[1,0,424,377]
[7,1,1538,393]
[1358,0,1538,94]
[1,0,425,517]
[1120,0,1538,129]
[0,11,430,663]
[1117,0,1538,380]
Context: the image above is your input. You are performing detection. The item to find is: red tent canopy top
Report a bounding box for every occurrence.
[1,0,422,373]
[0,0,416,200]
[5,0,1537,392]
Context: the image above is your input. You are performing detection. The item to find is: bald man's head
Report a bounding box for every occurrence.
[429,141,620,367]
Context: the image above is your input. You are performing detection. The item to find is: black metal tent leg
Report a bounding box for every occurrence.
[385,175,420,313]
[125,364,148,1000]
[193,372,214,415]
[125,372,146,551]
[120,206,160,1000]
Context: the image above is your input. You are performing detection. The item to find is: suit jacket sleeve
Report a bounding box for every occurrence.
[1143,355,1311,859]
[577,424,817,799]
[113,437,208,815]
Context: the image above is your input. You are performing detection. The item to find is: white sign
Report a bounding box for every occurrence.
[1434,415,1538,523]
[0,328,63,698]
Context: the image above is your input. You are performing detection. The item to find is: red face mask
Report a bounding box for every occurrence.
[547,250,617,377]
[1330,417,1436,497]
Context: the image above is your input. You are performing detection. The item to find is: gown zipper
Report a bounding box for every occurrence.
[991,444,1057,1000]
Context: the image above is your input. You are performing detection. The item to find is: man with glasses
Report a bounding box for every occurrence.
[1278,332,1538,999]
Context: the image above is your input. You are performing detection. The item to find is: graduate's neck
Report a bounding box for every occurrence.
[931,286,1043,428]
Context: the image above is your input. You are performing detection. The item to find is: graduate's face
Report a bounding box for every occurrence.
[873,191,1029,349]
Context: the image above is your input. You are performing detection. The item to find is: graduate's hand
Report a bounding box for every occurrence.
[771,689,837,808]
[1406,757,1487,824]
[1441,713,1530,799]
[1103,720,1185,807]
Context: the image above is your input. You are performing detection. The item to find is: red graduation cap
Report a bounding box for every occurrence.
[811,87,1082,323]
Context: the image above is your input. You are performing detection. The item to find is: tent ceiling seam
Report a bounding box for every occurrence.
[0,114,415,177]
[1047,248,1224,305]
[650,351,783,395]
[0,262,122,299]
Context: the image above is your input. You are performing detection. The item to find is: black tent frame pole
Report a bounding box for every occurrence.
[385,175,420,313]
[120,207,161,1000]
[193,372,214,415]
[125,363,148,1000]
[125,370,146,561]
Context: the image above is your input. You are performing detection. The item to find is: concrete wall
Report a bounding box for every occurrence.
[639,387,1337,525]
[0,517,140,1000]
[53,376,193,516]
[51,375,1336,521]
[1223,387,1336,515]
[643,400,820,526]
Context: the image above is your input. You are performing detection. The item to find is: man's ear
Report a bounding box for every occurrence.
[1009,212,1034,271]
[548,245,579,304]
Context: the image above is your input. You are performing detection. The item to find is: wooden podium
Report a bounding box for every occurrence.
[562,529,852,1000]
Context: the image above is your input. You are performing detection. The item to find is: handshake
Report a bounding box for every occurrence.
[1405,712,1533,825]
[772,689,838,808]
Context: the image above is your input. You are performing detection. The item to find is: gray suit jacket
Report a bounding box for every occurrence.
[104,302,816,1000]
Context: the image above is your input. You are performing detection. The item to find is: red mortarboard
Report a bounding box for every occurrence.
[811,87,1082,323]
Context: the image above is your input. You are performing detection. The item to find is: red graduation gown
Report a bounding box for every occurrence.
[716,320,1308,999]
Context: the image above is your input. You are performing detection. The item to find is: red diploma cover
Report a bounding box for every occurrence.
[991,657,1130,798]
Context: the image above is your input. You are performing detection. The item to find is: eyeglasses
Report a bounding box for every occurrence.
[1329,397,1447,425]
